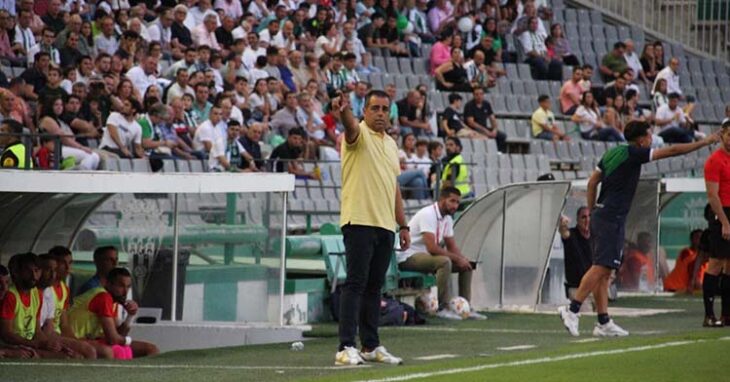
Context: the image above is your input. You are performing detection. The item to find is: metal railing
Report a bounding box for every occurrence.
[0,132,66,170]
[573,0,730,63]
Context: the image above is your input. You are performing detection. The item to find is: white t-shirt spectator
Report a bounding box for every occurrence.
[407,153,432,176]
[192,120,222,152]
[518,30,548,56]
[574,105,601,134]
[242,47,266,70]
[101,112,143,150]
[398,202,454,263]
[624,51,642,81]
[209,137,246,171]
[653,66,682,96]
[314,35,335,58]
[126,65,158,96]
[655,104,686,133]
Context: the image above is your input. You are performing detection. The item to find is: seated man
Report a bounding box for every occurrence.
[664,229,707,293]
[531,95,570,141]
[68,267,159,359]
[463,87,507,152]
[655,93,703,144]
[397,187,485,320]
[208,120,256,172]
[37,254,96,358]
[0,253,72,358]
[397,90,433,137]
[76,246,118,296]
[558,207,595,312]
[0,264,37,358]
[270,128,319,179]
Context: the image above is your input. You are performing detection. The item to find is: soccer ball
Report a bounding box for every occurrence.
[449,297,471,319]
[416,293,438,314]
[457,17,474,33]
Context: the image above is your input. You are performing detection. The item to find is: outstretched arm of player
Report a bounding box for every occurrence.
[652,133,718,161]
[333,94,360,144]
[586,170,602,211]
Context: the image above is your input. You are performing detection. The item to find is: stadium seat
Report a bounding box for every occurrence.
[132,159,151,173]
[398,58,413,75]
[118,159,132,172]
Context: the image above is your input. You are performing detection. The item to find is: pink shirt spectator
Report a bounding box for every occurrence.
[559,80,584,114]
[429,41,451,74]
[191,24,222,51]
[0,30,15,59]
[427,2,453,34]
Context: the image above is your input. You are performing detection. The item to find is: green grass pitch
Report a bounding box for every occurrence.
[1,296,728,382]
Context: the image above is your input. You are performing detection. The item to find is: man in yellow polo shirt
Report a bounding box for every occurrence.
[333,90,411,366]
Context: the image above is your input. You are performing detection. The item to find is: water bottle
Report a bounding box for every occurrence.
[639,266,648,292]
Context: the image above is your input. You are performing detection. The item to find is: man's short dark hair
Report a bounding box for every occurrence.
[440,186,461,199]
[582,64,593,71]
[8,252,38,276]
[576,206,589,218]
[538,94,550,103]
[93,246,117,263]
[446,136,462,149]
[343,52,357,61]
[48,245,71,258]
[668,92,681,100]
[364,90,390,108]
[614,42,626,50]
[289,127,305,137]
[448,93,463,104]
[228,120,241,128]
[623,120,651,142]
[625,89,638,101]
[176,67,188,76]
[197,44,211,52]
[266,46,279,56]
[0,264,8,277]
[2,119,24,135]
[34,51,50,63]
[428,141,443,153]
[107,267,131,284]
[416,139,428,147]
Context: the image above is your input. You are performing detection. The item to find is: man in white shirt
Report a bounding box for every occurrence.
[272,20,296,51]
[519,17,562,81]
[654,92,702,144]
[165,47,198,80]
[397,187,484,320]
[148,8,174,56]
[623,39,646,83]
[653,57,682,96]
[209,120,255,172]
[185,0,218,30]
[12,9,35,57]
[100,98,145,158]
[214,0,243,21]
[192,13,222,51]
[126,55,159,96]
[192,106,223,153]
[242,32,266,70]
[94,15,119,56]
[28,28,61,66]
[166,67,195,104]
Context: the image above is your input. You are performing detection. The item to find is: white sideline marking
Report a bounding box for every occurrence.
[720,337,730,341]
[571,338,600,343]
[0,362,368,371]
[355,340,700,382]
[413,354,458,361]
[496,345,536,351]
[387,327,665,336]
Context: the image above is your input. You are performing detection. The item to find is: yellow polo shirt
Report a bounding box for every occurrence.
[340,121,400,232]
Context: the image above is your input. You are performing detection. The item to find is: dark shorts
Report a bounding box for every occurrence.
[590,208,626,269]
[708,207,730,259]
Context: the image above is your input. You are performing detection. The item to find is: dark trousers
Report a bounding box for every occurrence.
[494,129,507,152]
[338,224,395,351]
[526,57,563,81]
[659,127,694,144]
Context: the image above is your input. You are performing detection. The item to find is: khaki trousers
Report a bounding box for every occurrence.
[399,252,472,309]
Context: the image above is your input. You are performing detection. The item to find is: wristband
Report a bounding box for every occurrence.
[399,225,410,232]
[124,336,132,346]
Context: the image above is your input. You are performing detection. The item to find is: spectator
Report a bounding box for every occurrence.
[239,121,264,170]
[38,67,68,110]
[168,97,200,159]
[191,105,223,155]
[41,0,65,33]
[441,137,471,197]
[248,78,272,123]
[430,32,453,75]
[99,97,145,159]
[59,32,83,68]
[94,15,118,56]
[315,23,342,59]
[618,232,666,291]
[243,32,266,71]
[263,47,282,81]
[623,39,648,85]
[273,20,297,52]
[653,41,666,70]
[171,4,193,49]
[559,207,593,304]
[428,0,455,35]
[572,92,623,142]
[653,57,682,97]
[398,187,484,320]
[270,127,318,179]
[56,14,92,58]
[512,1,546,36]
[434,48,472,92]
[165,68,195,105]
[531,94,569,141]
[191,82,212,124]
[439,93,468,138]
[464,50,500,91]
[602,71,627,108]
[519,17,562,81]
[397,90,432,137]
[406,0,433,45]
[380,14,410,57]
[138,103,177,161]
[559,66,584,115]
[0,119,32,169]
[652,78,668,109]
[599,42,628,82]
[269,91,301,137]
[578,64,594,93]
[61,95,99,140]
[297,92,327,145]
[214,15,235,52]
[655,93,701,144]
[126,55,159,97]
[12,9,35,58]
[38,98,99,170]
[28,27,60,67]
[208,120,254,172]
[463,87,506,151]
[549,23,580,66]
[664,229,707,293]
[427,140,444,186]
[640,43,660,83]
[398,133,429,200]
[350,81,370,119]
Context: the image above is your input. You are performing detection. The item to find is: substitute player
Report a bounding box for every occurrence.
[703,120,730,327]
[333,90,410,366]
[559,120,718,337]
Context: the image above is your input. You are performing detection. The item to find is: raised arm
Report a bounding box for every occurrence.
[333,94,359,144]
[652,133,717,161]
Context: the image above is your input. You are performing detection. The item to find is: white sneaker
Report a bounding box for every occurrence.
[593,320,629,337]
[360,346,403,365]
[335,346,364,366]
[467,311,487,320]
[558,306,580,337]
[436,309,463,320]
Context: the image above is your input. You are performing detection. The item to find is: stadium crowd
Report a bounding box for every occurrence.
[0,0,721,189]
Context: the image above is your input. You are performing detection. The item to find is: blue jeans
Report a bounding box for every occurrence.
[398,170,429,199]
[582,128,625,142]
[659,127,694,144]
[535,131,554,140]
